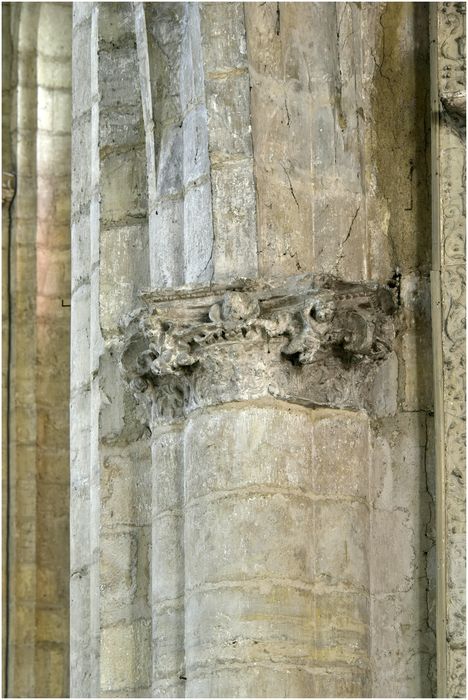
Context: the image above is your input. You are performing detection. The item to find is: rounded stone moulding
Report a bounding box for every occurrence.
[120,273,397,425]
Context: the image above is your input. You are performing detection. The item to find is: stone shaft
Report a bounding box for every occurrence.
[152,425,185,698]
[183,401,370,698]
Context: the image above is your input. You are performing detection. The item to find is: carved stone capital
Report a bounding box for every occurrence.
[121,274,396,424]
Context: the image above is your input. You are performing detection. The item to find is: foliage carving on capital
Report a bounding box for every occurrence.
[120,275,396,422]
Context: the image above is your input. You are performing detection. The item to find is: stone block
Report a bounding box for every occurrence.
[16,85,37,131]
[11,644,35,697]
[37,85,72,133]
[401,329,434,411]
[313,189,367,281]
[211,161,257,280]
[152,429,183,515]
[199,3,248,73]
[367,351,398,417]
[153,680,185,698]
[13,239,36,289]
[205,73,252,159]
[14,404,36,445]
[12,603,35,645]
[70,389,91,481]
[37,450,69,485]
[36,131,72,177]
[183,105,210,185]
[99,222,149,332]
[70,483,90,563]
[13,516,35,564]
[100,103,143,150]
[152,511,184,602]
[446,464,466,533]
[15,563,36,602]
[98,46,140,111]
[244,4,284,79]
[38,563,67,605]
[183,181,213,284]
[36,246,71,298]
[36,526,69,574]
[36,607,69,644]
[71,213,90,290]
[179,6,204,111]
[101,452,151,528]
[37,186,71,233]
[73,3,92,28]
[185,583,314,660]
[100,146,147,224]
[185,404,314,498]
[371,412,432,513]
[186,664,367,699]
[185,492,315,589]
[36,406,69,450]
[150,199,184,288]
[313,412,369,498]
[100,619,151,692]
[15,478,35,521]
[37,4,72,59]
[35,644,67,697]
[11,444,35,484]
[371,510,416,594]
[71,116,92,212]
[101,531,137,607]
[152,602,184,678]
[311,670,370,699]
[315,592,369,667]
[314,502,369,590]
[254,169,314,277]
[156,124,184,198]
[371,591,435,698]
[99,3,135,46]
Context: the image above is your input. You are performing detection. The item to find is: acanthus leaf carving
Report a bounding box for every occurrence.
[120,274,396,423]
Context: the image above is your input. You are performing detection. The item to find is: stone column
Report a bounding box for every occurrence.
[71,3,437,696]
[184,402,370,698]
[5,5,40,696]
[123,276,396,698]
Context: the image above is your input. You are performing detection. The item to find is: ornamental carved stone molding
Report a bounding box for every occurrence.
[439,3,466,128]
[120,274,397,425]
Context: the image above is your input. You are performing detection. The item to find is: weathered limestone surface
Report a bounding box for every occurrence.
[2,5,14,694]
[184,403,370,698]
[66,1,461,698]
[432,3,466,696]
[5,1,465,698]
[3,3,72,697]
[120,272,395,698]
[4,6,40,695]
[35,5,72,695]
[71,3,152,697]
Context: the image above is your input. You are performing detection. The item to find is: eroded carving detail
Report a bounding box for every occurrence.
[440,3,466,130]
[437,3,466,695]
[121,274,396,423]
